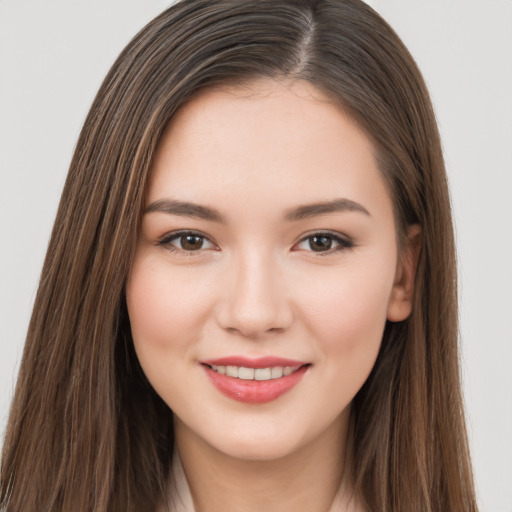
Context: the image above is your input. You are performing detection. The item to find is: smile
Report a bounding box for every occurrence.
[208,365,300,380]
[201,357,310,404]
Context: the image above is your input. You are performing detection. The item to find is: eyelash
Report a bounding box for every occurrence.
[157,230,216,256]
[157,231,355,256]
[157,230,354,257]
[295,232,354,255]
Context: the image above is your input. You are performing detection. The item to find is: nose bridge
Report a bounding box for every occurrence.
[218,245,292,337]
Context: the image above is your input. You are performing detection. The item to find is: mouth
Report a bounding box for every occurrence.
[200,357,311,404]
[206,364,301,380]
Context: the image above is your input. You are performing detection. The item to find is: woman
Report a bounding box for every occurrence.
[0,0,478,510]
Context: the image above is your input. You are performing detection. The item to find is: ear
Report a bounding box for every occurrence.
[387,224,422,322]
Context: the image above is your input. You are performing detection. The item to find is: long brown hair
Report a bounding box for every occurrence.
[1,1,477,510]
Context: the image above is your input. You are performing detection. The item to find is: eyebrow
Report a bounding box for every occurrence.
[145,199,226,223]
[283,198,370,221]
[144,197,370,223]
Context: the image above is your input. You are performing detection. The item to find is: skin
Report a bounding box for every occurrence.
[126,79,419,512]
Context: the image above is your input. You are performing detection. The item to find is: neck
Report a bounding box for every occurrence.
[173,410,359,512]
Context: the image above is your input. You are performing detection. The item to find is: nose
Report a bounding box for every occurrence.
[216,249,293,339]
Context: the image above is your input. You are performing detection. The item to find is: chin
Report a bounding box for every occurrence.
[219,443,296,462]
[210,427,306,462]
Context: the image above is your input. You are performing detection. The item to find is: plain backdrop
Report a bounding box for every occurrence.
[1,1,511,510]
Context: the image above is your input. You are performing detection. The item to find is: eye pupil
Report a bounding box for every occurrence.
[182,235,203,250]
[310,235,332,252]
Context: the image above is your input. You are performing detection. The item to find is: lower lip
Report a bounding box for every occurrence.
[203,365,309,404]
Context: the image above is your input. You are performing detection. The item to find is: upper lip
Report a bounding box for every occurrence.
[201,356,308,369]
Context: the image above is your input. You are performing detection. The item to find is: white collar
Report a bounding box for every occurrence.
[166,451,195,512]
[165,451,352,512]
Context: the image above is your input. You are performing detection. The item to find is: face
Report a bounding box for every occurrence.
[126,80,416,462]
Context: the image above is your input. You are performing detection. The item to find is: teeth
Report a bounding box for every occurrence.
[226,366,238,378]
[238,367,254,380]
[210,365,299,380]
[271,367,283,379]
[255,368,271,381]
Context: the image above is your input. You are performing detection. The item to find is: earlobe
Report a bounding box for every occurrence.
[387,224,422,322]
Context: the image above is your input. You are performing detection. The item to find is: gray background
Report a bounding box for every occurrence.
[1,1,511,510]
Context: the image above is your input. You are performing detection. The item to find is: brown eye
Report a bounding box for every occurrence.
[158,231,215,253]
[296,232,353,254]
[181,234,204,251]
[309,235,333,252]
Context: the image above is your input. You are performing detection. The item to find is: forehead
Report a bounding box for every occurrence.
[147,79,392,222]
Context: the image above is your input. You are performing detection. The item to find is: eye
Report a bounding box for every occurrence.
[295,232,354,255]
[158,230,216,254]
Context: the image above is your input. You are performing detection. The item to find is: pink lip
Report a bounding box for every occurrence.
[200,356,310,404]
[201,356,307,368]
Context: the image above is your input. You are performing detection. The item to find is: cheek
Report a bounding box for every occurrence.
[125,256,210,359]
[296,258,394,369]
